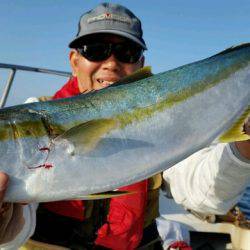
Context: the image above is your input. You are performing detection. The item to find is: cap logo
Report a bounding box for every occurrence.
[87,13,132,24]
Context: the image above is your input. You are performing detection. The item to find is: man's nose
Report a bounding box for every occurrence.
[101,54,121,71]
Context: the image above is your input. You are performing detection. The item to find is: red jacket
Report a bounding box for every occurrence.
[43,77,148,249]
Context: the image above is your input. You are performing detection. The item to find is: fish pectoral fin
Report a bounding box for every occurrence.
[113,66,153,86]
[79,190,134,200]
[219,106,250,142]
[54,118,118,153]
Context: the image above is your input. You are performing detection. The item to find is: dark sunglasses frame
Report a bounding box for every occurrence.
[77,42,144,64]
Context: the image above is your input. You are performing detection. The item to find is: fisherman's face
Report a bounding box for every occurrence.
[69,34,144,93]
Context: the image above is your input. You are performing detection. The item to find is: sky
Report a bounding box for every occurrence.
[1,0,250,106]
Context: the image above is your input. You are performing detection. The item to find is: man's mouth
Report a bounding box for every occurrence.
[97,78,118,87]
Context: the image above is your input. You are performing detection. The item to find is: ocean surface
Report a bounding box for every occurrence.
[237,186,250,220]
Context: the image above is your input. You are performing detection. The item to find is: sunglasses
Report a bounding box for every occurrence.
[77,42,143,64]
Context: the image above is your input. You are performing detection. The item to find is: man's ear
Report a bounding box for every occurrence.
[69,50,79,77]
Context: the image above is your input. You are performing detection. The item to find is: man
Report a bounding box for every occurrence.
[0,3,249,250]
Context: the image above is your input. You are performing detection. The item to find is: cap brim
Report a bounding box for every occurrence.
[69,29,147,50]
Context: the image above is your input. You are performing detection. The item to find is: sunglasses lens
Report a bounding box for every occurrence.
[114,43,143,63]
[78,42,143,63]
[78,44,110,61]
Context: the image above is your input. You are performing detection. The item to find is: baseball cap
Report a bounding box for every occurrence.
[69,3,147,50]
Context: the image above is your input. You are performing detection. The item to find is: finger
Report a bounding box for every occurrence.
[0,172,9,207]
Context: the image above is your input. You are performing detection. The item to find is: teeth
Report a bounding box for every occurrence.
[97,79,112,85]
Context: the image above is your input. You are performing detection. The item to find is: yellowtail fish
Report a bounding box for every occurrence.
[0,43,249,202]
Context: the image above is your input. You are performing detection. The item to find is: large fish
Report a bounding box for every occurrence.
[0,43,249,202]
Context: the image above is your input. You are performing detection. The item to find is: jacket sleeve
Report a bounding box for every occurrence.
[162,142,250,214]
[0,203,37,249]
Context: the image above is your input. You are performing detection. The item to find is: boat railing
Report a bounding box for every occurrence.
[0,63,71,108]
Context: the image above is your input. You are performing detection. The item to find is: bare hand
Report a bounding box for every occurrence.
[243,117,250,136]
[0,172,9,212]
[0,172,25,244]
[235,117,250,159]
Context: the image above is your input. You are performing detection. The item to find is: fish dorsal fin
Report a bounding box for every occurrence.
[219,106,250,142]
[78,190,133,200]
[112,66,153,86]
[211,43,250,58]
[54,118,118,153]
